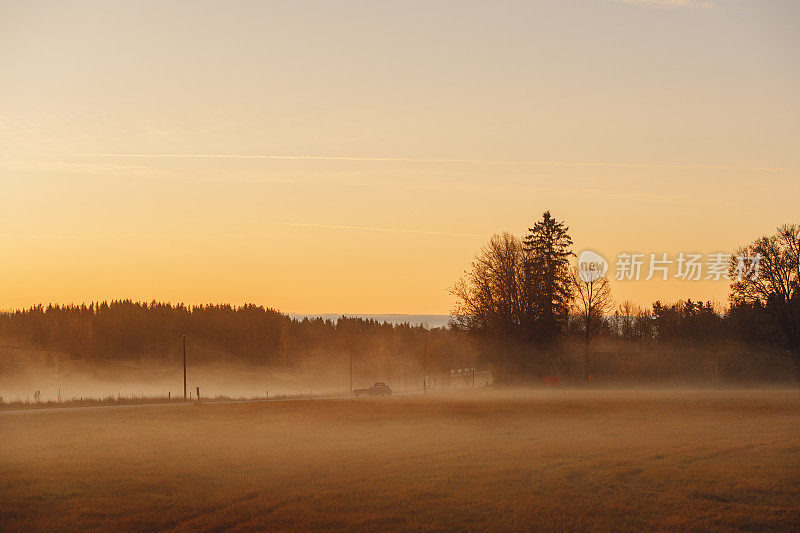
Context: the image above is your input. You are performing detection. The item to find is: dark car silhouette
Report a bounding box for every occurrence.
[353,382,392,396]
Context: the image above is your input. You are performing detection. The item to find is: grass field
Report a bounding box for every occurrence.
[2,389,799,531]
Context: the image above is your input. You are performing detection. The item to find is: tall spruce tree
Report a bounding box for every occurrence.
[523,211,574,345]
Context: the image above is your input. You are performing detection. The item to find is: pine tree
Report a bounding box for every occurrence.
[523,211,574,346]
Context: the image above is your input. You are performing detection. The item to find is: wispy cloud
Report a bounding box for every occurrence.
[273,222,485,238]
[43,153,798,173]
[615,0,715,8]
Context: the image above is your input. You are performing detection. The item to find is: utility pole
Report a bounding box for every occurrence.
[182,335,187,400]
[349,345,353,394]
[423,339,427,396]
[472,366,475,388]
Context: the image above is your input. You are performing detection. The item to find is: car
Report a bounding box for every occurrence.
[353,381,392,396]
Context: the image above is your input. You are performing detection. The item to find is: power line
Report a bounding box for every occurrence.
[0,337,326,360]
[188,337,329,359]
[0,338,179,355]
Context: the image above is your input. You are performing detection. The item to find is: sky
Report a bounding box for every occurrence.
[1,0,798,314]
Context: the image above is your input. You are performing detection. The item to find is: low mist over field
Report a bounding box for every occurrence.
[3,390,800,531]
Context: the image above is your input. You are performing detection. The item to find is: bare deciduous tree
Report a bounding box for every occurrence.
[729,224,800,382]
[451,233,527,381]
[570,266,612,383]
[451,213,576,383]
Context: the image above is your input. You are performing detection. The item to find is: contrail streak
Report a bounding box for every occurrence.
[274,222,485,237]
[48,153,798,173]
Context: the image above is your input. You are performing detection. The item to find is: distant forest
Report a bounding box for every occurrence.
[0,298,793,386]
[0,302,475,381]
[1,216,797,387]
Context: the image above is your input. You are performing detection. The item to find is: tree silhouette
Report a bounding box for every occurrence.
[570,266,612,383]
[729,224,800,382]
[523,211,574,346]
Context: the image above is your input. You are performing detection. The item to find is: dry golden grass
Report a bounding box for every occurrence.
[1,389,799,531]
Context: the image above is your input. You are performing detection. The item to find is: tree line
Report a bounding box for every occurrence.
[0,301,476,383]
[451,213,800,385]
[1,215,797,386]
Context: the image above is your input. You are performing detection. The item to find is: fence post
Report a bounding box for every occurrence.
[183,335,187,400]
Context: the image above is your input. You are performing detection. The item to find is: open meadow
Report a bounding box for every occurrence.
[2,389,800,531]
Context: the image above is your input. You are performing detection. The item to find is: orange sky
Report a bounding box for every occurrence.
[1,0,798,314]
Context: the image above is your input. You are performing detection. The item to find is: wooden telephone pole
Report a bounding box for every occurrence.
[182,335,187,400]
[423,339,427,396]
[349,345,353,394]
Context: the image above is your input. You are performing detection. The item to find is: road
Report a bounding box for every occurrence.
[0,389,437,416]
